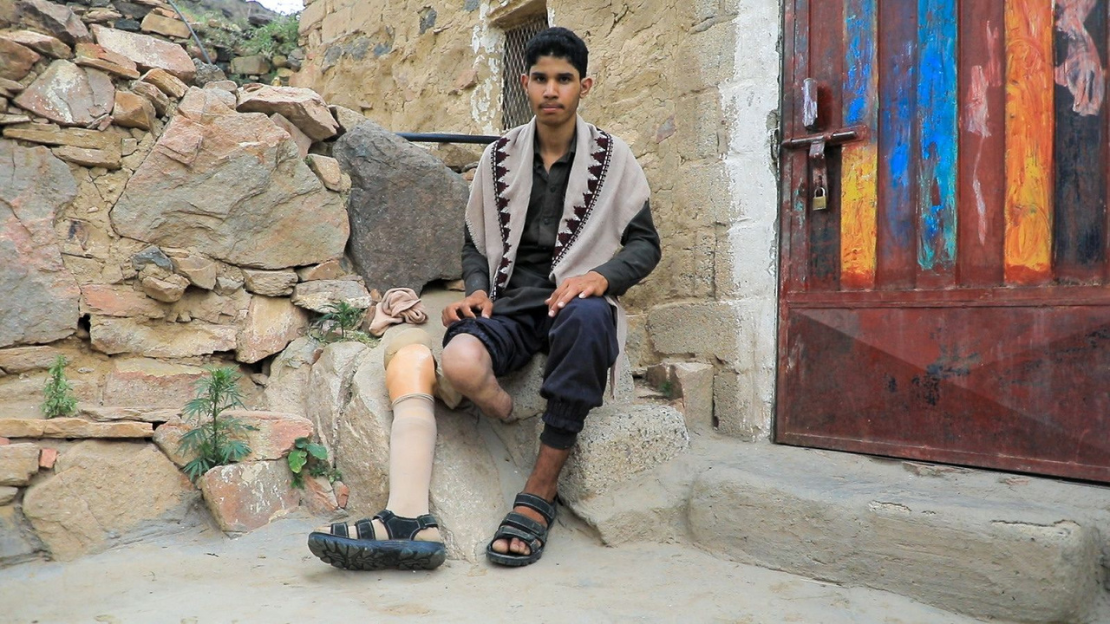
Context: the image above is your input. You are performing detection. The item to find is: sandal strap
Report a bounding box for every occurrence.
[497,511,548,541]
[373,509,439,540]
[328,518,376,540]
[354,518,376,540]
[493,525,542,549]
[329,522,349,538]
[513,492,557,525]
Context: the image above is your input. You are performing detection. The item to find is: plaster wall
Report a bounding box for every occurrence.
[294,0,783,441]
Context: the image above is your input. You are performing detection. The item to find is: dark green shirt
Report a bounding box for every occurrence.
[462,135,661,316]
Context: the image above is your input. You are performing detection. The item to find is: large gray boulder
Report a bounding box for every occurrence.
[0,142,79,348]
[111,88,349,270]
[334,121,469,293]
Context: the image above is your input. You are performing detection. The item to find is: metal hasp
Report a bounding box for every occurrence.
[781,128,861,212]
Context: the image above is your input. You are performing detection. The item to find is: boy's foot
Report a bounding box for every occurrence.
[487,492,556,566]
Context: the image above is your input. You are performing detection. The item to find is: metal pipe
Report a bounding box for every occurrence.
[397,132,501,145]
[165,0,213,65]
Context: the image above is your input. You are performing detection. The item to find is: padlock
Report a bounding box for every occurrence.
[812,186,828,211]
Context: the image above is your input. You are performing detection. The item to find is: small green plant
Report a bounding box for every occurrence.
[41,355,78,418]
[178,367,255,482]
[657,380,676,400]
[240,14,300,57]
[287,436,341,488]
[312,301,368,343]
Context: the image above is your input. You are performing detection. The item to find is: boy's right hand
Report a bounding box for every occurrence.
[442,290,493,326]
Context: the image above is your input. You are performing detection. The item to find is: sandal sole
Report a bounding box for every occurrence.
[307,533,446,571]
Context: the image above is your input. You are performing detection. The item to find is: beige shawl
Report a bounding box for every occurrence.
[466,115,651,391]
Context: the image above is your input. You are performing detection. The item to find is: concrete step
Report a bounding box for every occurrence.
[571,433,1110,624]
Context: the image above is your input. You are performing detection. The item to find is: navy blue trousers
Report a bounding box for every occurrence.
[443,296,618,434]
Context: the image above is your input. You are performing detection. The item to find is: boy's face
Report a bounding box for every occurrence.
[521,55,592,129]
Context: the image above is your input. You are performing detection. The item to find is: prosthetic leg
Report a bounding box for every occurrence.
[307,329,448,571]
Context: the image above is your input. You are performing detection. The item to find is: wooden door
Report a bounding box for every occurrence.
[777,0,1110,482]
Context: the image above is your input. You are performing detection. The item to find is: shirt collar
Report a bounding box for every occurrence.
[532,129,578,165]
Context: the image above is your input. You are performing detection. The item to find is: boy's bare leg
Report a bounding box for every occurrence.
[444,332,564,555]
[490,443,569,556]
[441,334,513,420]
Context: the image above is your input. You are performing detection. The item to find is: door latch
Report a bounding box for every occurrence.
[782,78,865,212]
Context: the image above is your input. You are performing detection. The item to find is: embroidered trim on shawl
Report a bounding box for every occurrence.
[552,131,612,268]
[491,136,513,301]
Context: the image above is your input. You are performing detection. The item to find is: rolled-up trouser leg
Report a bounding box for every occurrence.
[540,297,618,438]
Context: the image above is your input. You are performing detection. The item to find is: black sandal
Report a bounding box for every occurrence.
[307,510,447,571]
[486,493,556,567]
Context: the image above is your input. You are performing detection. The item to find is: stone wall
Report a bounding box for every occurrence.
[294,0,783,440]
[0,0,384,564]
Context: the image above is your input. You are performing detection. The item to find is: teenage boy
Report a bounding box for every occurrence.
[440,26,660,567]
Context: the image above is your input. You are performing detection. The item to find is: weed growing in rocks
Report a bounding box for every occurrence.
[179,367,255,482]
[41,356,77,419]
[287,436,341,488]
[312,301,371,344]
[241,14,300,57]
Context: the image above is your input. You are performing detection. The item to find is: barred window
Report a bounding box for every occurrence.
[501,15,549,130]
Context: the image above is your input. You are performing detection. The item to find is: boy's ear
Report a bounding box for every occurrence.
[581,77,594,96]
[520,72,529,90]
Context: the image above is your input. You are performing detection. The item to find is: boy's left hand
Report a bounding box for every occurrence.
[545,271,609,317]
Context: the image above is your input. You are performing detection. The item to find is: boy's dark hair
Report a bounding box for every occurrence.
[524,27,588,78]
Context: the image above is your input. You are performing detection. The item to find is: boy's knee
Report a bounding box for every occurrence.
[441,335,486,378]
[560,296,611,323]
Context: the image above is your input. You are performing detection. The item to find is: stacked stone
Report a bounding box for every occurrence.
[0,0,386,565]
[1,0,297,83]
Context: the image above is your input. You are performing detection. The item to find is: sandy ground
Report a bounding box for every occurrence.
[0,512,988,624]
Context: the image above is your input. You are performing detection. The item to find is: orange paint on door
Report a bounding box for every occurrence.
[841,143,878,288]
[1004,0,1054,284]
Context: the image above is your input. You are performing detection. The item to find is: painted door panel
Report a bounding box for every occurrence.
[778,0,1110,482]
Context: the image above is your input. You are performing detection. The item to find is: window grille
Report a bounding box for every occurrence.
[501,15,549,129]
